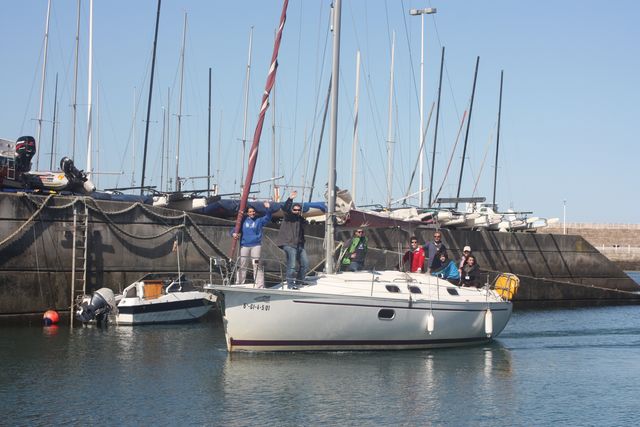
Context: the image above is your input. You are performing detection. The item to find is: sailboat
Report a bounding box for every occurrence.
[206,0,519,352]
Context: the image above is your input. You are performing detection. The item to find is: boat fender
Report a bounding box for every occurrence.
[426,312,435,334]
[43,309,59,325]
[484,309,493,337]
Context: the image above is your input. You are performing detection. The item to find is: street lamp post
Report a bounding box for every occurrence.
[410,7,437,207]
[563,199,567,235]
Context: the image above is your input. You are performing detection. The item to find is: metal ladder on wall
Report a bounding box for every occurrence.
[69,202,89,327]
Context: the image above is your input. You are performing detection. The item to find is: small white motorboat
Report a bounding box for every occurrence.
[76,273,216,325]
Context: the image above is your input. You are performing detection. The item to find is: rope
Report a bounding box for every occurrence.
[183,214,228,259]
[0,194,54,247]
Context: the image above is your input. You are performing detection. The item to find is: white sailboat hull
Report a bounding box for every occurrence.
[208,271,512,352]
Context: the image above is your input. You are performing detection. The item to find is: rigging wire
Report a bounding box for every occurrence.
[471,123,497,197]
[432,110,467,203]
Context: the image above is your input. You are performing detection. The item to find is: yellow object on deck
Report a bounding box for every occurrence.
[143,280,164,299]
[494,273,520,300]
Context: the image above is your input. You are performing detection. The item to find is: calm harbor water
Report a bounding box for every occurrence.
[1,278,639,426]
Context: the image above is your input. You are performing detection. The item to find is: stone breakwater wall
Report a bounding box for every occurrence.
[2,192,639,321]
[541,224,640,271]
[0,192,325,321]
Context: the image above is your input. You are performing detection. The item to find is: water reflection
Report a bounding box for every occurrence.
[218,342,514,424]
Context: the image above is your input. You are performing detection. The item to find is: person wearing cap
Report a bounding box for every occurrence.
[459,245,472,275]
[275,190,309,288]
[340,229,368,271]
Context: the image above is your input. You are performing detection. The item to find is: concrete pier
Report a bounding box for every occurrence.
[541,223,640,271]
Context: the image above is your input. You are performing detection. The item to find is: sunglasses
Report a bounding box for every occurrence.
[292,208,301,212]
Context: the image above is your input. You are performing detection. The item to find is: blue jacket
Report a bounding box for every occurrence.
[239,210,272,247]
[430,259,460,281]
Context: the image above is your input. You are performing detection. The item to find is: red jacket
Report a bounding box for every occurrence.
[402,247,426,272]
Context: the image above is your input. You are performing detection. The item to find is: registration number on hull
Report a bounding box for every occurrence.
[242,303,271,311]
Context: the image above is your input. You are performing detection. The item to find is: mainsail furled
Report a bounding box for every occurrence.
[230,0,290,257]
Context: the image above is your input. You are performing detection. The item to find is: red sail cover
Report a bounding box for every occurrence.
[230,0,289,258]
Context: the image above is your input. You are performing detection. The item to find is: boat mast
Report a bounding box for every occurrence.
[86,0,93,176]
[160,105,166,192]
[71,0,81,161]
[230,0,290,258]
[49,73,58,170]
[325,0,342,274]
[271,62,277,200]
[208,67,213,197]
[351,50,360,203]
[492,70,504,208]
[174,13,187,192]
[428,46,445,207]
[216,110,222,195]
[166,87,170,190]
[140,0,162,194]
[386,31,396,209]
[131,87,137,187]
[240,27,254,190]
[308,76,331,203]
[36,0,51,170]
[455,55,479,210]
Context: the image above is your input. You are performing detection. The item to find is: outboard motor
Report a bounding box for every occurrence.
[15,136,36,174]
[60,157,96,193]
[75,288,116,324]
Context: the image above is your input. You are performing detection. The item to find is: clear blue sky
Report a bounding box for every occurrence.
[1,0,638,223]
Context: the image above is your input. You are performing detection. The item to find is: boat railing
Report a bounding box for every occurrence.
[210,255,288,288]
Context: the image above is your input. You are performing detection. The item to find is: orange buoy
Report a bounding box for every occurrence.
[43,310,60,326]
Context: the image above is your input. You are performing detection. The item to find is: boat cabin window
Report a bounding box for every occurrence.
[408,286,422,294]
[378,309,395,320]
[446,288,459,296]
[123,287,137,298]
[385,285,401,293]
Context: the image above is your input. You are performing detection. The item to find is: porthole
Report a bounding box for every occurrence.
[446,287,459,296]
[385,285,401,293]
[408,286,422,294]
[378,309,395,320]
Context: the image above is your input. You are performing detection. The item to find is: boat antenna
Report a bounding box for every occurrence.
[492,70,504,208]
[325,0,342,274]
[230,0,290,258]
[140,0,162,195]
[455,56,479,210]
